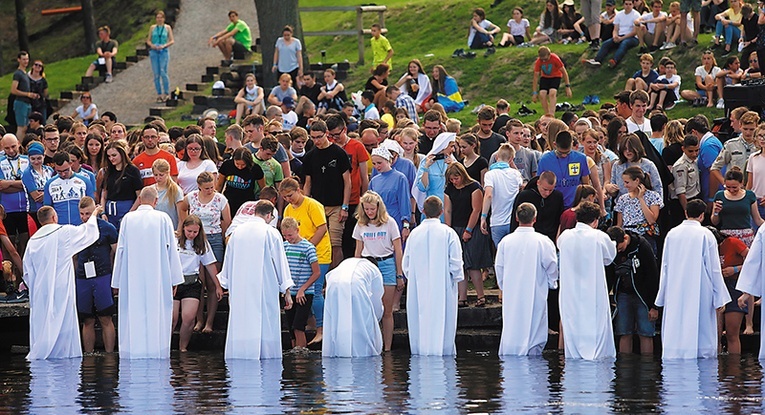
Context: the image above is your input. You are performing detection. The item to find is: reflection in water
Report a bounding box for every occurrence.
[5,350,765,413]
[118,358,174,413]
[407,355,460,412]
[28,359,81,414]
[227,358,284,414]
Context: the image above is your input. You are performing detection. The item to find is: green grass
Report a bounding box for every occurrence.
[300,0,722,126]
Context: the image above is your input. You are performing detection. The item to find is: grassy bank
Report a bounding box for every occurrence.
[301,0,721,125]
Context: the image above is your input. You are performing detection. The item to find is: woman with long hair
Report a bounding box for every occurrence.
[458,133,488,185]
[151,158,184,229]
[216,147,264,214]
[444,162,492,308]
[394,59,432,112]
[531,0,562,45]
[680,50,722,108]
[177,134,218,193]
[234,73,264,124]
[365,63,391,109]
[28,59,49,121]
[615,166,663,254]
[353,191,404,351]
[147,10,175,102]
[85,133,105,171]
[606,134,663,199]
[430,65,464,113]
[102,141,144,230]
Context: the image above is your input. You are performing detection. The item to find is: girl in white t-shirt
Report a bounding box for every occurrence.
[499,7,532,46]
[173,215,222,352]
[680,51,722,107]
[353,191,403,352]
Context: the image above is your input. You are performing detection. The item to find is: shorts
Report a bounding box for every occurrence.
[697,89,708,97]
[374,256,397,286]
[174,280,203,301]
[76,275,115,318]
[3,211,29,236]
[284,293,314,334]
[645,31,666,46]
[512,35,525,45]
[324,205,346,247]
[207,232,225,263]
[90,57,116,70]
[13,100,31,127]
[613,292,656,337]
[580,0,602,27]
[681,0,702,13]
[232,41,248,59]
[724,277,748,314]
[539,77,562,92]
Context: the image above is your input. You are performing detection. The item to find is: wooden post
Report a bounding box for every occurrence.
[356,7,364,66]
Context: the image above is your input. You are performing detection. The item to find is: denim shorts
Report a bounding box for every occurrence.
[13,100,31,127]
[207,232,224,263]
[614,292,656,337]
[376,256,397,286]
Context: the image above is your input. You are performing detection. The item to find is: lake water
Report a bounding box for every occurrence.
[1,350,763,414]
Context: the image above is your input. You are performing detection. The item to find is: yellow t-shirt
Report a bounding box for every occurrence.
[284,196,332,265]
[371,35,393,70]
[724,8,743,25]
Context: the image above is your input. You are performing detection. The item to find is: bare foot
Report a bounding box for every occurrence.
[307,327,323,345]
[744,326,755,335]
[548,328,559,335]
[193,323,203,332]
[202,326,214,334]
[180,348,188,352]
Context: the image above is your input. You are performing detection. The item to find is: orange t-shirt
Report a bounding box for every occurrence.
[132,150,179,186]
[534,53,564,79]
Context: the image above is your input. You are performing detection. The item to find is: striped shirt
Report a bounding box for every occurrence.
[284,238,318,295]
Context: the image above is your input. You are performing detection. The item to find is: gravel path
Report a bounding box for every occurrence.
[57,0,259,125]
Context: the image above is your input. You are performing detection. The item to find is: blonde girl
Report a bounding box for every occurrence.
[151,158,184,229]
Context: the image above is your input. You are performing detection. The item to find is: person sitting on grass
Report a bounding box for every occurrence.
[625,53,660,92]
[714,56,744,109]
[680,50,721,108]
[660,1,692,50]
[468,8,500,51]
[635,0,668,53]
[532,47,572,117]
[498,7,532,47]
[531,0,563,45]
[557,0,584,44]
[583,0,641,68]
[648,59,681,110]
[85,26,118,84]
[712,0,743,56]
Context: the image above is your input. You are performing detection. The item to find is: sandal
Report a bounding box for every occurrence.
[475,297,486,308]
[458,300,469,308]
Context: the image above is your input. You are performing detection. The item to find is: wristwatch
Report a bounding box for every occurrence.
[341,204,349,212]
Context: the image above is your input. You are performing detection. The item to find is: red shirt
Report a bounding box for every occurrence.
[720,237,747,268]
[534,53,565,79]
[339,138,370,205]
[132,150,179,186]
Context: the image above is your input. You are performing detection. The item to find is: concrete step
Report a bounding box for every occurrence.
[185,83,208,92]
[149,106,176,117]
[136,48,149,57]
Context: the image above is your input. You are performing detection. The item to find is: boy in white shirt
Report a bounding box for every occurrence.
[584,0,641,68]
[635,0,668,52]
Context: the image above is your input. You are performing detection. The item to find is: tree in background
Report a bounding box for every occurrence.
[81,0,97,54]
[15,0,29,52]
[254,0,307,87]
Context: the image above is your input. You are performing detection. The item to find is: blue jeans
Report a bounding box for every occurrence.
[313,264,329,328]
[595,36,639,64]
[715,21,741,46]
[490,224,511,248]
[149,48,170,95]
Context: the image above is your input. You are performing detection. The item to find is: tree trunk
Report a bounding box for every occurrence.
[254,0,307,88]
[81,0,97,54]
[15,0,29,52]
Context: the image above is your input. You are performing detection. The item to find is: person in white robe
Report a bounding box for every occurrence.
[737,225,765,359]
[218,200,293,360]
[111,187,183,359]
[656,199,731,359]
[403,196,464,356]
[24,205,103,360]
[496,203,558,356]
[322,257,385,357]
[557,201,617,360]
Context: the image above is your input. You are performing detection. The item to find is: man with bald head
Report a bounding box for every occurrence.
[0,133,30,254]
[111,186,183,358]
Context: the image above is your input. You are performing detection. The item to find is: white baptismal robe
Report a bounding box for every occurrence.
[322,258,385,357]
[558,222,617,360]
[737,225,765,359]
[403,218,464,356]
[25,214,100,360]
[657,220,731,359]
[218,217,293,360]
[111,205,183,359]
[496,227,558,356]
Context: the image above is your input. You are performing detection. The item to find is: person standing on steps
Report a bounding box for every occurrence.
[147,10,175,103]
[85,26,118,84]
[208,10,252,65]
[272,25,304,90]
[10,51,37,138]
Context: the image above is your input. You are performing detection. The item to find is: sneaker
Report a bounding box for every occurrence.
[608,59,618,68]
[649,45,660,52]
[583,95,592,105]
[105,74,113,83]
[583,59,601,68]
[451,48,465,58]
[589,40,600,51]
[716,98,725,109]
[1,289,28,303]
[484,46,496,57]
[722,50,732,58]
[576,38,586,44]
[471,103,486,114]
[590,95,600,104]
[638,46,649,53]
[664,100,677,111]
[464,51,477,58]
[660,42,676,50]
[688,39,699,47]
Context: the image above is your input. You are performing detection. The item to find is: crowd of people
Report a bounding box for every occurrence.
[5,2,765,361]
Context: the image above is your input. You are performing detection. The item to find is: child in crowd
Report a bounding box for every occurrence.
[282,217,320,348]
[648,59,681,110]
[174,215,221,352]
[558,184,598,236]
[317,69,346,115]
[625,54,659,92]
[532,46,572,116]
[670,135,701,212]
[661,1,692,50]
[361,90,380,120]
[499,7,532,47]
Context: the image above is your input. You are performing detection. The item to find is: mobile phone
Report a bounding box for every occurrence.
[434,154,445,160]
